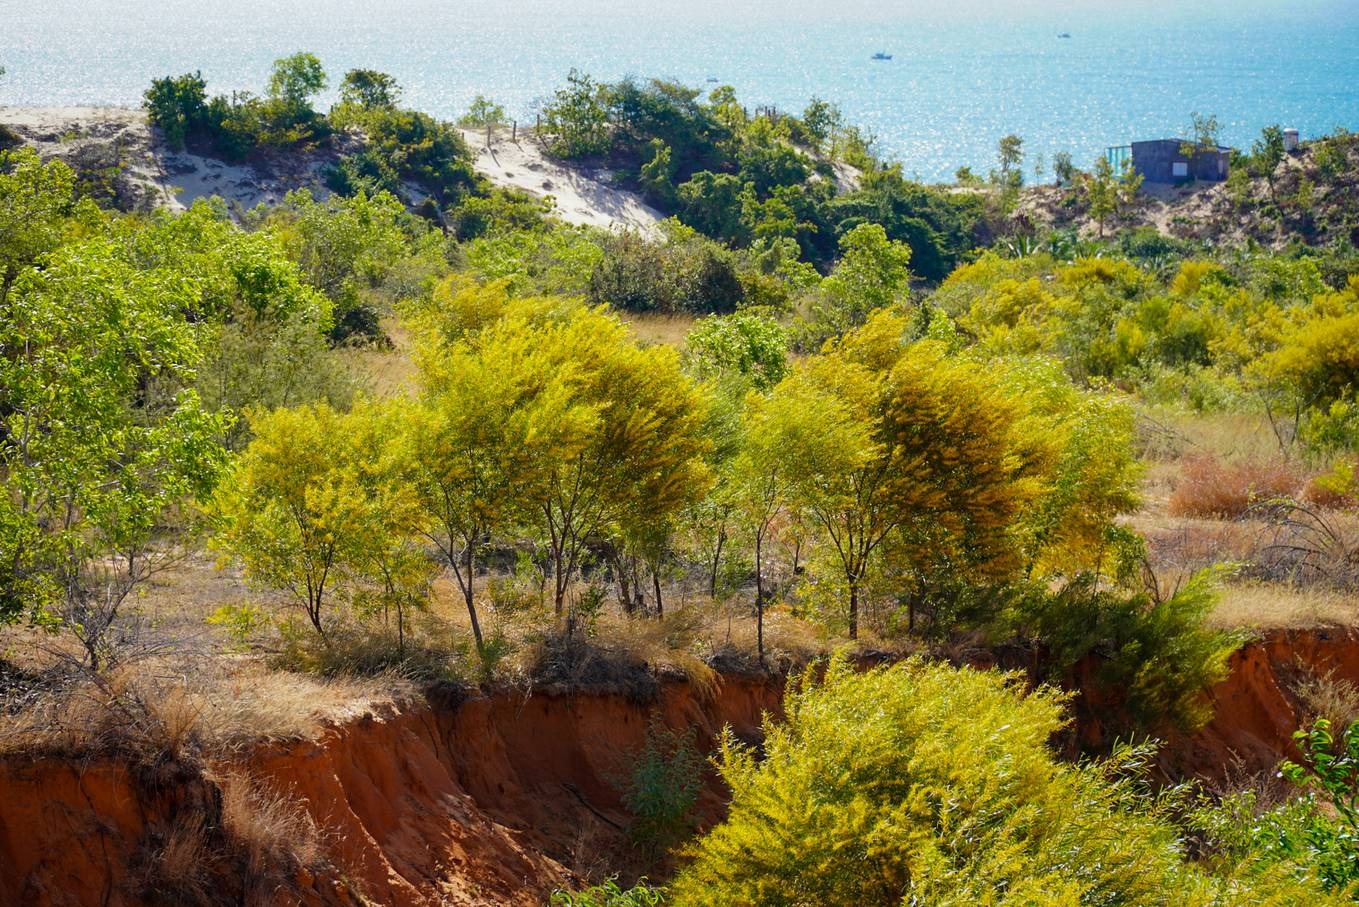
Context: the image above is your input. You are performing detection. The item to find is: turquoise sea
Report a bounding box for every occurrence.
[2,0,1357,181]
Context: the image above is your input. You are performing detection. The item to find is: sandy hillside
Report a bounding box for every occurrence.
[0,106,338,213]
[1,105,662,231]
[459,126,662,234]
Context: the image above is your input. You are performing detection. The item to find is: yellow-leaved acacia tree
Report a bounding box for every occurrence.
[407,308,596,649]
[405,278,713,618]
[759,311,1034,638]
[210,400,422,640]
[670,656,1340,906]
[529,303,713,615]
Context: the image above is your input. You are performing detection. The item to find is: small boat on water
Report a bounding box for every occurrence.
[871,51,893,60]
[1058,32,1072,38]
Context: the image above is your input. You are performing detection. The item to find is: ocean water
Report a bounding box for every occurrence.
[2,0,1357,182]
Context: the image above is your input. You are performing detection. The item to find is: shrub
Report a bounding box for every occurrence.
[671,656,1327,905]
[551,878,666,907]
[1260,718,1359,893]
[619,717,704,859]
[1290,667,1359,729]
[683,311,789,390]
[1006,570,1240,734]
[1305,458,1359,510]
[142,71,209,150]
[587,230,744,315]
[1169,455,1306,518]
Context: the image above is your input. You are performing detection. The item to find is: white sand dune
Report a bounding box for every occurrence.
[459,127,662,235]
[0,106,335,213]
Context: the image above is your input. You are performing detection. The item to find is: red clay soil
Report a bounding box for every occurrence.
[2,630,1356,906]
[1158,626,1359,783]
[0,675,782,907]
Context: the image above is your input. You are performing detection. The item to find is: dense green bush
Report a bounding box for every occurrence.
[537,73,984,273]
[1002,569,1240,734]
[551,879,666,907]
[144,54,331,160]
[587,228,744,315]
[329,101,478,205]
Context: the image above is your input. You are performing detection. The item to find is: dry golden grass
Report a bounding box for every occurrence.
[0,654,408,761]
[1289,667,1359,729]
[622,312,697,348]
[141,815,211,902]
[217,770,324,877]
[337,317,420,398]
[1205,583,1357,630]
[133,551,288,630]
[1138,408,1285,465]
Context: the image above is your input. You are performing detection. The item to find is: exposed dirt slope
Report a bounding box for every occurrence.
[0,675,782,907]
[4,629,1356,906]
[1159,626,1359,782]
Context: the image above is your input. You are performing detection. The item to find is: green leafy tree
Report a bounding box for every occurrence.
[1053,150,1076,186]
[800,97,841,152]
[268,52,327,111]
[459,94,508,129]
[268,188,413,342]
[1085,155,1118,238]
[143,71,209,149]
[1181,111,1223,160]
[541,69,611,158]
[338,69,401,110]
[677,171,748,244]
[684,311,789,390]
[531,306,712,614]
[0,150,85,304]
[639,138,677,205]
[801,223,912,346]
[996,133,1024,189]
[210,401,417,639]
[412,289,712,615]
[732,389,809,657]
[1252,124,1286,204]
[770,314,1035,638]
[1,233,226,650]
[407,314,590,648]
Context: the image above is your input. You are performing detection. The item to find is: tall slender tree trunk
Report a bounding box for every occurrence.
[463,544,484,650]
[652,569,664,619]
[552,540,569,617]
[606,544,634,613]
[848,580,859,640]
[754,530,765,662]
[709,527,726,600]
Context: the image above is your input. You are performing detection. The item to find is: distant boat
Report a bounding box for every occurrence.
[1057,32,1072,38]
[871,52,893,60]
[706,77,719,82]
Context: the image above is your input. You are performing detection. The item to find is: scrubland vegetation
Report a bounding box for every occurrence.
[5,54,1359,903]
